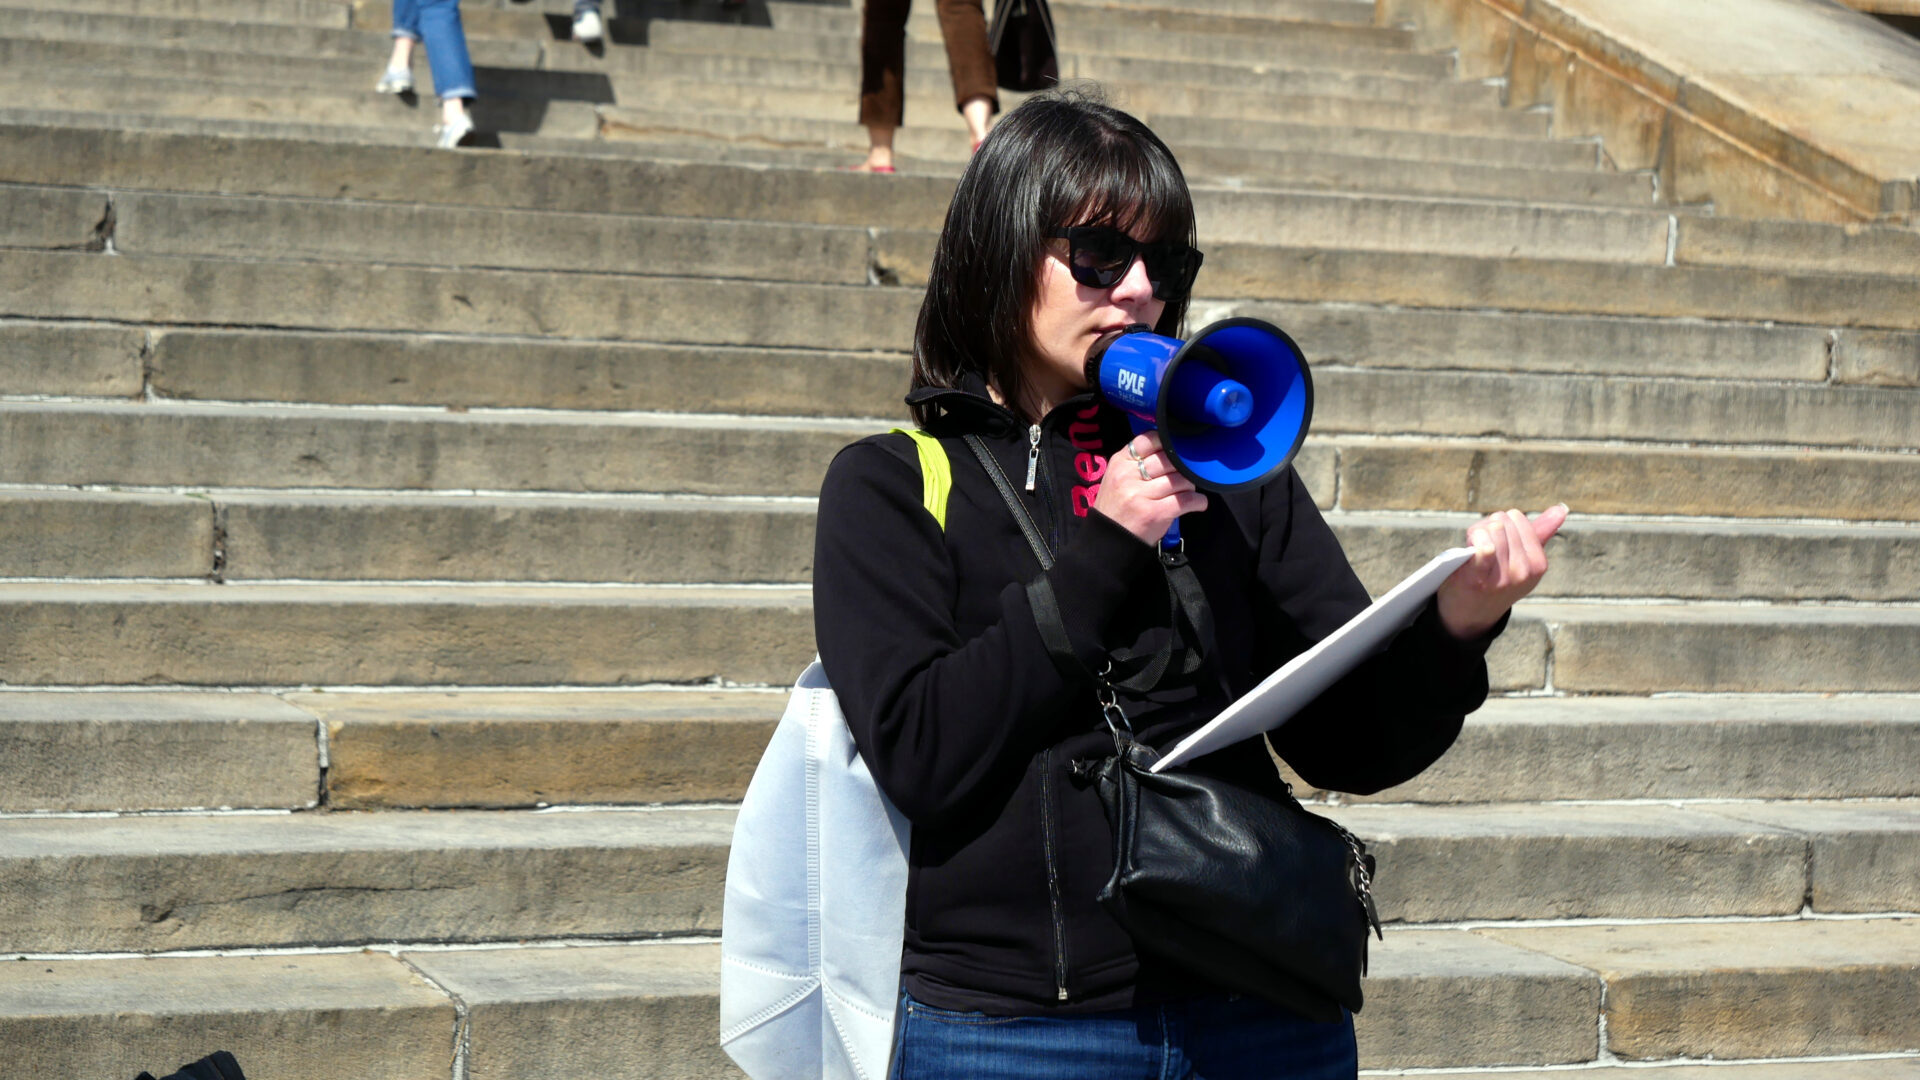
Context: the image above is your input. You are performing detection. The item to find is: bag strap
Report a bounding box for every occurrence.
[954,429,1231,701]
[962,433,1054,570]
[890,428,952,532]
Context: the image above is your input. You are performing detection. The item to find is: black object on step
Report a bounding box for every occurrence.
[133,1050,247,1080]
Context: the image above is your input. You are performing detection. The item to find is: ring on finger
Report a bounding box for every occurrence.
[1127,440,1145,462]
[1136,458,1152,481]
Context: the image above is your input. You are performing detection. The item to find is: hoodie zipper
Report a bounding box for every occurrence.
[1037,747,1071,1000]
[1024,424,1041,491]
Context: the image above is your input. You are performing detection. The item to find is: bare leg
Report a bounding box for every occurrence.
[441,96,470,126]
[959,94,991,149]
[387,36,414,70]
[861,124,896,171]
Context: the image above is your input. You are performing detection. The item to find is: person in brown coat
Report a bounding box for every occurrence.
[857,0,998,172]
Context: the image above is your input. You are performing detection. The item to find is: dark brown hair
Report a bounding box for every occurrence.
[910,86,1197,427]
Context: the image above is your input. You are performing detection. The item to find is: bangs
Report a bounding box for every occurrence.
[1040,125,1194,245]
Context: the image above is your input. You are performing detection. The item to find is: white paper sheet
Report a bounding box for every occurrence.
[1149,546,1478,773]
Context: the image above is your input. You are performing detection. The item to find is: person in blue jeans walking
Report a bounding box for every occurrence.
[375,0,477,148]
[811,87,1562,1078]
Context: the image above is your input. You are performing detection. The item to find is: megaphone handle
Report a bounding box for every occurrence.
[1124,414,1184,552]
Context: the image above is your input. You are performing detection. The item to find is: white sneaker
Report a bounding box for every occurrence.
[434,112,475,149]
[571,9,603,42]
[375,67,413,94]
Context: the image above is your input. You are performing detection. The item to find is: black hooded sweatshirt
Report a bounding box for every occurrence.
[812,376,1504,1017]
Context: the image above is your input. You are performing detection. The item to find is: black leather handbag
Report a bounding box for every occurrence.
[959,432,1383,1022]
[135,1050,247,1080]
[986,0,1058,91]
[1076,717,1381,1022]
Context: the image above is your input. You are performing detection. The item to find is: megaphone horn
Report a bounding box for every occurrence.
[1085,317,1314,547]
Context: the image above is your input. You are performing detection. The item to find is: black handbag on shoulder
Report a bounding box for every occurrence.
[1076,716,1381,1022]
[961,431,1383,1021]
[986,0,1058,91]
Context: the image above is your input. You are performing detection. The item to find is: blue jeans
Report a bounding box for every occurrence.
[887,990,1357,1080]
[391,0,475,100]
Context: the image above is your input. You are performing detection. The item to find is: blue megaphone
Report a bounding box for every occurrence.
[1085,317,1314,548]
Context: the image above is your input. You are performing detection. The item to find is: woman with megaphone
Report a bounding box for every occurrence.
[810,87,1565,1079]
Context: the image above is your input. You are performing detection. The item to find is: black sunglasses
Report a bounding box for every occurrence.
[1047,226,1204,302]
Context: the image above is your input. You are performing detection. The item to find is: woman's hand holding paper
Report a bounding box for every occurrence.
[1436,504,1569,640]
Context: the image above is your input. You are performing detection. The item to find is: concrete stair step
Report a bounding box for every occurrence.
[0,35,620,102]
[42,0,351,27]
[0,125,1610,234]
[772,0,1378,38]
[0,123,960,228]
[601,50,1492,112]
[0,401,875,496]
[0,76,602,139]
[1339,511,1920,603]
[1327,800,1920,923]
[1081,0,1376,21]
[0,5,542,64]
[1230,300,1906,384]
[4,478,1914,598]
[1330,437,1920,524]
[7,388,1920,517]
[0,250,926,350]
[1312,367,1920,450]
[0,582,816,687]
[208,492,820,584]
[1422,1063,1920,1080]
[0,692,323,812]
[1192,245,1920,327]
[0,807,738,951]
[228,689,1920,810]
[1276,693,1920,804]
[9,686,1918,813]
[0,105,456,150]
[2,800,1914,952]
[1478,919,1920,1061]
[134,328,910,416]
[0,580,1917,691]
[1177,143,1648,205]
[9,926,1920,1074]
[647,17,1424,73]
[1508,600,1920,694]
[6,184,1697,279]
[600,96,1549,159]
[4,392,1918,518]
[0,951,461,1080]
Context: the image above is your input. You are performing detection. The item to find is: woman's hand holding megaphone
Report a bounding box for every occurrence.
[1095,432,1209,546]
[1437,504,1570,640]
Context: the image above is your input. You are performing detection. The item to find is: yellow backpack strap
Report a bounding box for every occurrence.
[890,428,952,532]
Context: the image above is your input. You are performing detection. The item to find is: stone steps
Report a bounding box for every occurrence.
[10,688,1916,812]
[8,486,1917,598]
[42,301,1900,413]
[4,184,1698,278]
[0,582,817,687]
[0,801,1914,954]
[0,584,1914,692]
[774,0,1377,39]
[6,241,1914,358]
[0,35,620,101]
[6,686,1918,820]
[0,5,542,64]
[649,17,1423,72]
[0,123,1609,220]
[5,399,1918,519]
[4,917,1919,1075]
[2,0,1917,1066]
